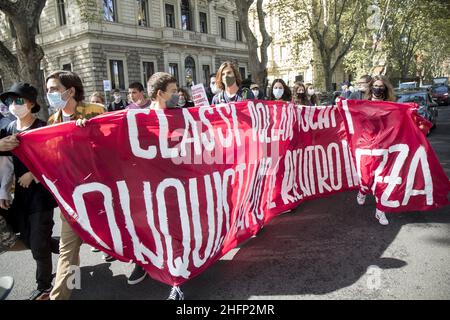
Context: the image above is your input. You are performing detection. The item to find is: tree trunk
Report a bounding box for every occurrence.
[322,60,334,92]
[235,0,272,91]
[0,0,48,119]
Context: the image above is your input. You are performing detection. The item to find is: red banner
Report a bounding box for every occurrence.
[12,100,450,286]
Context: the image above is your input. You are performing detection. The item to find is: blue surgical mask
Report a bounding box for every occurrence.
[47,89,70,109]
[273,88,284,99]
[166,93,180,108]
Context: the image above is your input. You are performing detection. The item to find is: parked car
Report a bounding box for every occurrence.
[432,77,448,86]
[398,81,418,90]
[396,90,438,130]
[431,85,450,106]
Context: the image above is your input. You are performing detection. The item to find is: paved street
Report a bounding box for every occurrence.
[1,106,450,300]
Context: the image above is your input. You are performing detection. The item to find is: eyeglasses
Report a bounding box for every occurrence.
[5,97,25,106]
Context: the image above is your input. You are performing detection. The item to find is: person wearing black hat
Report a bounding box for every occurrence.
[0,82,58,300]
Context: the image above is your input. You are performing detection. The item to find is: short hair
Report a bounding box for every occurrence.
[45,70,85,102]
[215,61,242,91]
[209,73,216,79]
[147,72,178,100]
[89,92,105,104]
[112,88,121,94]
[128,82,145,92]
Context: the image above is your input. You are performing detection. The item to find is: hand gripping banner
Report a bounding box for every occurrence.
[12,100,450,286]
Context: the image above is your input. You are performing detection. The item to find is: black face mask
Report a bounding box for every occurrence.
[297,92,306,99]
[372,87,386,98]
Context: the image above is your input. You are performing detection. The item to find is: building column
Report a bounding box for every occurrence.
[192,0,199,32]
[176,0,181,29]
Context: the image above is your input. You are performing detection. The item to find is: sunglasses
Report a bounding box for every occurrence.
[5,97,25,106]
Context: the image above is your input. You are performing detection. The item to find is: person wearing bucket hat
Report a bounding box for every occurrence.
[0,82,58,300]
[0,82,41,115]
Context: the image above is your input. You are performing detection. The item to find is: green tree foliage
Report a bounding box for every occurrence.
[269,0,368,91]
[344,0,450,83]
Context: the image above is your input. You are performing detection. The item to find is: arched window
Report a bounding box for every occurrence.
[181,0,192,31]
[185,56,196,86]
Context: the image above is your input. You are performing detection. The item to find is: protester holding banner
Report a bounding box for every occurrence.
[348,75,372,100]
[355,75,396,225]
[147,72,185,300]
[0,111,28,256]
[45,70,105,300]
[0,82,58,300]
[47,71,105,125]
[211,61,255,104]
[268,79,292,102]
[177,88,194,108]
[126,82,151,109]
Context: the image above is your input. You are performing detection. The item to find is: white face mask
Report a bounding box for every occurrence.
[273,88,284,99]
[307,89,315,96]
[47,89,70,110]
[178,97,186,106]
[9,103,30,119]
[210,78,218,94]
[252,90,259,98]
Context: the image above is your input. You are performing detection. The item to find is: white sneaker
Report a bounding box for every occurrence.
[356,191,366,205]
[375,209,389,225]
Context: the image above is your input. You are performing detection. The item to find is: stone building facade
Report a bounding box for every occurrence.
[0,0,251,100]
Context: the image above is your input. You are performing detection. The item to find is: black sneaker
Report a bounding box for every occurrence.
[127,265,147,285]
[29,287,51,300]
[103,254,117,262]
[91,246,100,253]
[167,286,184,300]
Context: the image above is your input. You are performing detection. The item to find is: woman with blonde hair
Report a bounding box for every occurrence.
[89,92,106,108]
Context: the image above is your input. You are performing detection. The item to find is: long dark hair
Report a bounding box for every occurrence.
[269,78,292,101]
[292,81,309,105]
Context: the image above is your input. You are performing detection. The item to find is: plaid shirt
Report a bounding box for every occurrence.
[47,102,105,125]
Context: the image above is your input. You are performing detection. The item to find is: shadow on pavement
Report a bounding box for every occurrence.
[183,190,449,299]
[70,263,171,300]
